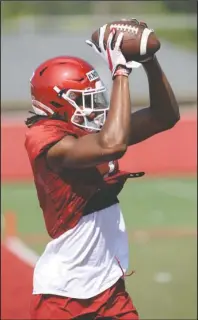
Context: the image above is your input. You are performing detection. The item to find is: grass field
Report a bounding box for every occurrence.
[2,176,197,319]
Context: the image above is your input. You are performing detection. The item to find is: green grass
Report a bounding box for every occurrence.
[2,177,197,319]
[128,237,197,319]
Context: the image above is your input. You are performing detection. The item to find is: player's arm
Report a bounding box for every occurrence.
[47,75,131,170]
[47,30,132,171]
[128,56,180,146]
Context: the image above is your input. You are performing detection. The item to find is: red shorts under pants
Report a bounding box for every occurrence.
[30,278,139,319]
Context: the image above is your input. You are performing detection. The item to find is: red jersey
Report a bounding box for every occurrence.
[25,119,144,239]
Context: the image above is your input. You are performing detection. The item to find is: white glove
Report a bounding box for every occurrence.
[86,25,141,79]
[86,24,108,62]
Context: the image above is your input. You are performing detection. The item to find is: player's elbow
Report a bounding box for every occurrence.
[111,143,128,160]
[169,113,180,128]
[164,113,180,129]
[101,143,127,161]
[155,109,180,131]
[165,104,181,129]
[98,134,128,160]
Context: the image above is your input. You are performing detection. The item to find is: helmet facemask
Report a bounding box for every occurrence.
[54,80,109,131]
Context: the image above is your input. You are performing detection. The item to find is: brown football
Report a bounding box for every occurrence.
[91,19,161,62]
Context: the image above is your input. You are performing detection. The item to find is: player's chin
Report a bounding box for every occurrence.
[74,114,96,124]
[87,112,100,121]
[74,111,107,132]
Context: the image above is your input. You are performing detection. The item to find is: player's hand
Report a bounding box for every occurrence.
[86,25,140,79]
[86,24,108,61]
[138,20,156,63]
[105,28,133,79]
[121,18,157,63]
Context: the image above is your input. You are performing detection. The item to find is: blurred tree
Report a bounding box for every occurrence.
[99,1,167,15]
[1,1,35,19]
[37,1,91,15]
[91,1,111,15]
[2,0,196,20]
[162,0,197,13]
[1,1,92,19]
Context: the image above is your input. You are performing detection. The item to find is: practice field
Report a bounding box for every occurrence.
[1,176,197,320]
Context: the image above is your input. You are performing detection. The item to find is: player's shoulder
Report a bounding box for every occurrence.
[26,118,66,133]
[25,119,73,162]
[25,119,77,141]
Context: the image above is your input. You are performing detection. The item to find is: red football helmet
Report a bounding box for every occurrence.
[30,56,109,131]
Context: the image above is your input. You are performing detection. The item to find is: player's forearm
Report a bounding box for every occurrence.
[143,56,180,127]
[100,75,131,149]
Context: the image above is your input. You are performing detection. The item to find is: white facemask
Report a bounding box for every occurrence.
[53,80,109,131]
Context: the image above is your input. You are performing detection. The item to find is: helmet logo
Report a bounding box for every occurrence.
[86,70,99,82]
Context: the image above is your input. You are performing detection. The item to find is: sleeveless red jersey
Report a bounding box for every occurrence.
[25,119,144,239]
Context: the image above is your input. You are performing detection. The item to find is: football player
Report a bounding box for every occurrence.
[26,22,180,320]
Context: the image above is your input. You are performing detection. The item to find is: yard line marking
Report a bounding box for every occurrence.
[5,236,39,267]
[154,272,172,283]
[130,228,197,243]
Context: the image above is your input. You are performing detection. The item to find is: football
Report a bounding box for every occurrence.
[91,19,161,62]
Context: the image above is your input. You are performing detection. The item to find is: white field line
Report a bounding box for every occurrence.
[4,236,39,267]
[2,179,196,269]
